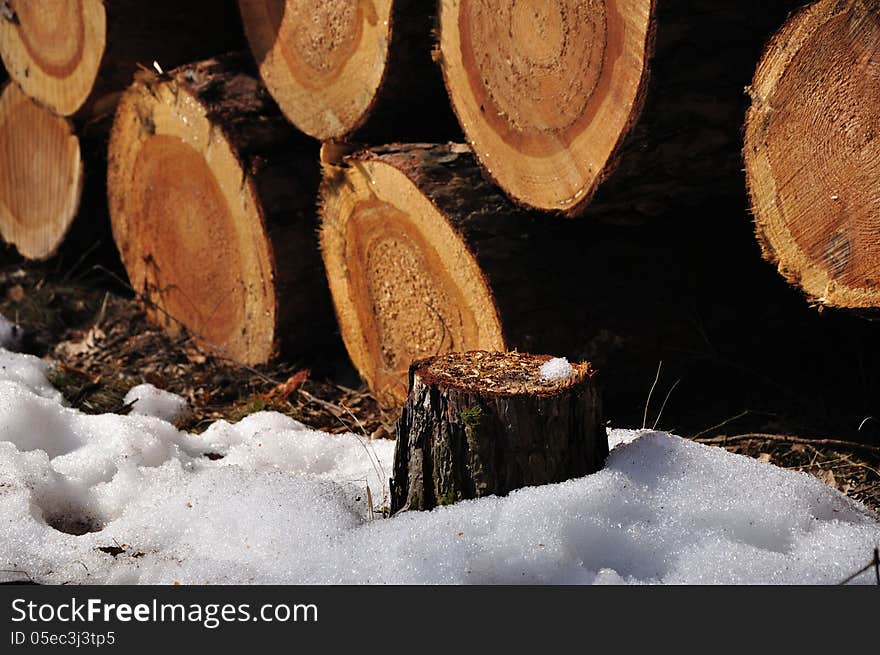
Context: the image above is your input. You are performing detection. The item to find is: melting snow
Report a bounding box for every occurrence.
[123,384,189,423]
[540,357,573,381]
[0,348,877,585]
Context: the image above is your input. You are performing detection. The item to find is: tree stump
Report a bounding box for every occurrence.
[0,0,244,118]
[238,0,459,142]
[438,0,801,215]
[745,0,880,310]
[390,350,606,513]
[108,54,335,364]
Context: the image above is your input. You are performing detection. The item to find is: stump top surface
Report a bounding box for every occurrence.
[415,351,593,396]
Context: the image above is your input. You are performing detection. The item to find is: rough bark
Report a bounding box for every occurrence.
[108,53,336,364]
[438,0,802,216]
[239,0,459,142]
[390,351,606,513]
[745,0,880,310]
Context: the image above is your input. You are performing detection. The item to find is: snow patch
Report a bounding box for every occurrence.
[123,384,189,423]
[0,349,877,584]
[0,347,63,402]
[540,357,573,381]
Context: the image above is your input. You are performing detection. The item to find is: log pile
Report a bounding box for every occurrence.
[0,0,875,452]
[238,0,459,142]
[0,0,243,260]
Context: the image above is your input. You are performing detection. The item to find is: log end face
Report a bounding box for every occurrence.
[0,82,82,260]
[414,349,595,397]
[239,0,393,139]
[320,153,504,404]
[745,0,880,309]
[0,0,106,116]
[108,74,278,365]
[440,0,653,212]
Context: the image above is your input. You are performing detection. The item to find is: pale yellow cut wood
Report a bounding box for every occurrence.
[108,68,278,365]
[745,0,880,309]
[239,0,393,139]
[0,82,83,259]
[0,0,106,116]
[439,0,653,213]
[320,146,505,402]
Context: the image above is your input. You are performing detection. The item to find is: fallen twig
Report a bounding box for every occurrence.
[695,433,880,456]
[838,547,880,585]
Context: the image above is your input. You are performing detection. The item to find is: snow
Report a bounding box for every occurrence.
[123,383,189,423]
[0,347,878,585]
[540,357,573,381]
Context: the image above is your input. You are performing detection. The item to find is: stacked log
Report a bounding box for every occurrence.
[320,143,603,403]
[0,0,244,260]
[0,0,244,118]
[238,0,459,142]
[107,54,334,364]
[437,0,799,216]
[0,82,84,260]
[0,0,871,439]
[745,0,880,310]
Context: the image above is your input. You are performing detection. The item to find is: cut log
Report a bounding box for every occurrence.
[745,0,880,310]
[438,0,801,215]
[108,54,334,365]
[320,142,605,404]
[0,81,82,260]
[0,0,244,117]
[238,0,459,142]
[0,78,126,264]
[390,350,606,513]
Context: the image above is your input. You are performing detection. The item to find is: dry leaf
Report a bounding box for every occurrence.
[265,369,310,402]
[183,346,207,364]
[819,469,838,489]
[53,326,106,359]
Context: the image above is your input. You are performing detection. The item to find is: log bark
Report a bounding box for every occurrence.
[438,0,802,216]
[390,350,606,513]
[0,0,244,118]
[745,0,880,310]
[108,53,335,365]
[320,142,611,404]
[238,0,460,142]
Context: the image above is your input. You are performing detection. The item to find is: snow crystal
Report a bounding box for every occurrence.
[540,357,573,381]
[123,384,189,423]
[0,349,877,585]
